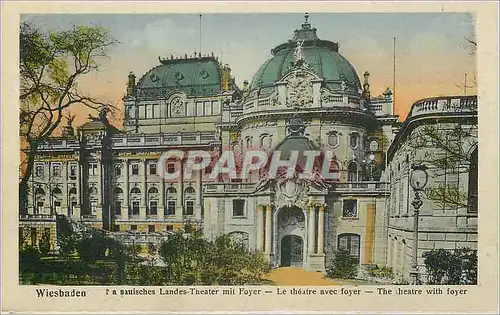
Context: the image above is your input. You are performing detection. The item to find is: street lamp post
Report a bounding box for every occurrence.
[409,163,428,285]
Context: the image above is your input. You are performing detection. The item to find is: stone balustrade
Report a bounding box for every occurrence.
[409,95,477,118]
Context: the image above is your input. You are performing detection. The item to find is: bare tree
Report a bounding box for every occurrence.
[408,123,478,210]
[19,22,117,212]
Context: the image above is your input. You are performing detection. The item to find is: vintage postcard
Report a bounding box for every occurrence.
[1,1,499,313]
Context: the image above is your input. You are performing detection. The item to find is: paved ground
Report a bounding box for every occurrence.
[263,267,341,286]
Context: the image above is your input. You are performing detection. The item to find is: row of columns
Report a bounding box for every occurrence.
[118,158,203,220]
[256,204,326,255]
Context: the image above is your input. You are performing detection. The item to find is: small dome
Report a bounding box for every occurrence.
[271,115,320,171]
[249,16,362,96]
[136,56,222,97]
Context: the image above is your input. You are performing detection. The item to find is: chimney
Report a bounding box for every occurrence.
[127,71,136,96]
[222,65,232,92]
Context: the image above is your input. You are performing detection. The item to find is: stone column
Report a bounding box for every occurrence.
[158,175,164,220]
[97,159,102,206]
[264,205,272,253]
[308,206,316,254]
[61,162,68,212]
[176,159,184,219]
[317,205,325,254]
[195,169,202,220]
[122,159,129,220]
[256,205,264,251]
[140,159,147,219]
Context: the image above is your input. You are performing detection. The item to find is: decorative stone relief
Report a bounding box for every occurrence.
[286,72,313,108]
[170,97,185,117]
[241,121,278,130]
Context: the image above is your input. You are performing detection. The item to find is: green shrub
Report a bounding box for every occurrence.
[367,265,393,279]
[423,247,477,284]
[57,233,79,257]
[326,249,359,279]
[38,230,51,255]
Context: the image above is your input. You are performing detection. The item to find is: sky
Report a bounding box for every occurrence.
[21,13,477,127]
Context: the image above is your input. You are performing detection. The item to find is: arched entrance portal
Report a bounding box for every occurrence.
[280,235,304,267]
[275,205,306,268]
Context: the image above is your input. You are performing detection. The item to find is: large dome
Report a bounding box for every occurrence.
[249,16,362,96]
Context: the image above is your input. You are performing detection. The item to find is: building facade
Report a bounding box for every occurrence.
[20,16,478,281]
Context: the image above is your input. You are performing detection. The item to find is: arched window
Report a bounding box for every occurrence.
[184,187,195,195]
[88,187,98,194]
[130,187,141,194]
[347,162,358,182]
[52,187,62,195]
[35,188,45,196]
[468,148,478,213]
[148,187,159,194]
[325,160,340,181]
[69,187,77,195]
[337,233,360,263]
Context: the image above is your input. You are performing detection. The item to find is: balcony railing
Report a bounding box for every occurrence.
[330,181,389,193]
[410,95,477,118]
[37,132,220,151]
[19,214,56,221]
[204,182,256,194]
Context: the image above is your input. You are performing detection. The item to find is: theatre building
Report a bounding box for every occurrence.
[20,15,477,281]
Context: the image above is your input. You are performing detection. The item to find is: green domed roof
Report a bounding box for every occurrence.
[249,16,361,95]
[136,56,222,98]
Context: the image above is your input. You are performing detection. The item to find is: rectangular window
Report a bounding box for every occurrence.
[89,163,98,176]
[203,101,211,116]
[149,163,157,175]
[132,201,140,216]
[130,224,138,231]
[149,201,158,216]
[114,165,122,177]
[232,199,245,217]
[148,225,155,233]
[70,201,77,216]
[167,163,175,174]
[337,234,361,262]
[69,164,77,178]
[153,104,159,118]
[131,164,139,175]
[342,199,357,218]
[115,201,122,215]
[166,201,176,215]
[139,105,145,119]
[212,101,220,115]
[196,103,204,116]
[184,200,194,216]
[166,225,174,232]
[146,104,153,119]
[91,200,97,215]
[54,201,61,214]
[35,164,44,178]
[52,163,61,177]
[36,202,44,215]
